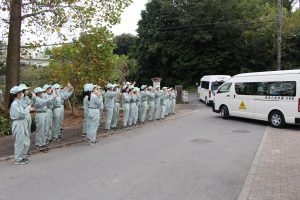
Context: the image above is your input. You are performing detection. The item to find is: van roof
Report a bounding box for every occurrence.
[202,75,231,77]
[234,69,300,78]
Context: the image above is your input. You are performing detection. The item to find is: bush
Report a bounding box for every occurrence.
[0,114,12,136]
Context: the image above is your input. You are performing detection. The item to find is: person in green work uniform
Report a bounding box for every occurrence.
[122,84,131,129]
[160,87,168,119]
[9,86,32,165]
[171,89,177,114]
[43,84,54,144]
[19,84,32,138]
[147,86,155,121]
[82,83,92,136]
[32,87,55,150]
[111,84,121,130]
[87,84,102,144]
[139,85,149,123]
[98,86,104,129]
[128,86,136,127]
[133,87,140,126]
[154,86,163,120]
[103,83,118,131]
[51,84,63,141]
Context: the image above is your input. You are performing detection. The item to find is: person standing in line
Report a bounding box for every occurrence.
[147,86,155,121]
[140,85,149,124]
[165,88,170,116]
[32,87,55,150]
[154,86,163,120]
[103,83,118,131]
[9,86,32,165]
[98,86,104,129]
[43,84,54,145]
[171,89,177,114]
[19,84,32,138]
[59,82,74,138]
[82,83,92,136]
[51,84,63,141]
[168,88,174,114]
[121,85,131,130]
[160,87,168,120]
[111,84,121,130]
[86,84,101,144]
[128,86,136,127]
[133,87,140,126]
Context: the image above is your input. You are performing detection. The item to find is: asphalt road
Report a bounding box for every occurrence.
[0,99,266,200]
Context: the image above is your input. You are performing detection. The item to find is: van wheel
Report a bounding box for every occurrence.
[220,105,229,119]
[269,111,286,128]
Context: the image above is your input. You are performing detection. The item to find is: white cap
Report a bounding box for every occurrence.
[10,86,23,94]
[19,84,30,90]
[33,87,45,94]
[106,83,113,89]
[42,84,52,91]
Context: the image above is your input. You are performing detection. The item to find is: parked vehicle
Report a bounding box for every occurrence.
[198,75,231,105]
[212,70,300,128]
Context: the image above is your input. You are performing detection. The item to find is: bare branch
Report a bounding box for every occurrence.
[21,9,54,20]
[1,18,9,24]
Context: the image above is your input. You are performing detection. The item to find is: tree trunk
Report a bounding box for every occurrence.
[5,0,22,107]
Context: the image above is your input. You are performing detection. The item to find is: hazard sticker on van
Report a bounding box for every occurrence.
[239,101,246,110]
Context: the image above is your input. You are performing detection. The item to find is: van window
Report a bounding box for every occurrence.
[255,81,296,96]
[217,83,232,93]
[235,81,296,96]
[201,81,209,89]
[211,81,225,91]
[235,83,255,95]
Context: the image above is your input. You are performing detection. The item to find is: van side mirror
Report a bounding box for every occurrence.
[195,82,199,86]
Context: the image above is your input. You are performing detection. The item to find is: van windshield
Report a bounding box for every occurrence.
[211,81,225,91]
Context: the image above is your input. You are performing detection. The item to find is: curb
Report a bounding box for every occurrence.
[237,127,269,200]
[0,110,199,162]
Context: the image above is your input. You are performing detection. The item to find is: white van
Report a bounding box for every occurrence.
[198,75,231,105]
[212,70,300,128]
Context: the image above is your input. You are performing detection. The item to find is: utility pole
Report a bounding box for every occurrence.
[277,0,282,70]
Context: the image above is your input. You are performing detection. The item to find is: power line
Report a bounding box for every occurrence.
[156,18,276,32]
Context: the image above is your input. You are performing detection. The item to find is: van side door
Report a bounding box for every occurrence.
[215,82,233,112]
[232,82,255,119]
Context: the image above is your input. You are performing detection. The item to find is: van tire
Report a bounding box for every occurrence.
[220,105,229,119]
[269,111,286,128]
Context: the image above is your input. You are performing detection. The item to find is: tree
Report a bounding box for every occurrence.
[0,0,132,106]
[114,33,137,56]
[113,33,138,81]
[135,0,297,87]
[45,27,124,112]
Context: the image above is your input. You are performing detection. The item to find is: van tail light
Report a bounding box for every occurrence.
[209,90,211,98]
[298,99,300,112]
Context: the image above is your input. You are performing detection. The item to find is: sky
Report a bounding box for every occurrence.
[111,0,148,36]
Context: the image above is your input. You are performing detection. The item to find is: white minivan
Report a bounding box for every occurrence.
[212,70,300,128]
[198,75,231,105]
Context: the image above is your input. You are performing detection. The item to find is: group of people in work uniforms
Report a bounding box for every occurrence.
[8,81,176,165]
[82,82,177,144]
